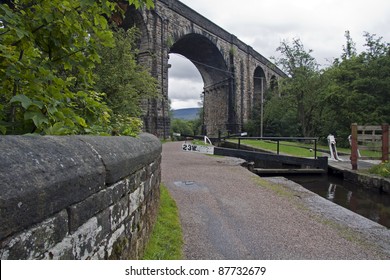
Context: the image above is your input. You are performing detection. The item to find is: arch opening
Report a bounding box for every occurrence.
[169,34,231,136]
[169,34,230,87]
[168,54,203,110]
[253,67,266,108]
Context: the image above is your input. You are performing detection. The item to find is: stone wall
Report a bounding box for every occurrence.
[343,171,390,194]
[0,134,162,260]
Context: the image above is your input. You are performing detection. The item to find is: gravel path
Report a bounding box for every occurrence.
[161,142,390,259]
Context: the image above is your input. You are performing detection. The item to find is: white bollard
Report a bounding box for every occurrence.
[327,134,341,161]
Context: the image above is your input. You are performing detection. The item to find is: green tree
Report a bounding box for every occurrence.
[171,119,193,136]
[262,90,301,137]
[94,27,158,136]
[0,0,153,135]
[259,32,389,145]
[269,38,326,137]
[341,30,357,60]
[323,32,390,145]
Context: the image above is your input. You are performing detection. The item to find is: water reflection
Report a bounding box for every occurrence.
[346,191,353,206]
[327,184,336,201]
[286,175,390,229]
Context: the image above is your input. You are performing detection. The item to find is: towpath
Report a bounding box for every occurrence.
[161,141,390,259]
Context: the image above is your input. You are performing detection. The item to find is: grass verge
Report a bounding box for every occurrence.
[368,161,390,178]
[234,139,314,157]
[143,184,183,260]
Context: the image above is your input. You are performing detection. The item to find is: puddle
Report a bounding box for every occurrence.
[174,181,208,191]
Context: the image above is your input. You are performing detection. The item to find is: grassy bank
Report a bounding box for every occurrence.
[368,161,390,178]
[229,139,315,157]
[143,185,183,260]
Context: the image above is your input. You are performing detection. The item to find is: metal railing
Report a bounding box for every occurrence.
[230,137,319,159]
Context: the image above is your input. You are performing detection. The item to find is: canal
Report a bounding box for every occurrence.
[284,175,390,229]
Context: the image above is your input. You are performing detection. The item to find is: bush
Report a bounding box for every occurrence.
[171,119,193,136]
[368,161,390,178]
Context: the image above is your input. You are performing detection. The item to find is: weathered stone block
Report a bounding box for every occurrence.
[358,173,382,190]
[109,180,129,204]
[144,173,153,197]
[381,178,390,193]
[78,134,162,184]
[110,195,130,231]
[106,224,126,258]
[129,187,142,214]
[0,136,105,240]
[95,207,112,245]
[0,210,68,260]
[128,174,137,194]
[68,189,113,233]
[47,216,102,260]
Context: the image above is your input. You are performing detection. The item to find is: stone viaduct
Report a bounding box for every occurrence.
[121,0,286,138]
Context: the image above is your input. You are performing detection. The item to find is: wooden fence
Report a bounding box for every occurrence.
[350,123,389,170]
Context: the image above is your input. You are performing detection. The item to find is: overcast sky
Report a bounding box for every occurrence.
[168,0,390,109]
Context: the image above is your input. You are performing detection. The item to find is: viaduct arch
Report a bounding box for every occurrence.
[121,0,286,138]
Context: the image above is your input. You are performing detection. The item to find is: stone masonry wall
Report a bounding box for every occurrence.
[0,133,161,260]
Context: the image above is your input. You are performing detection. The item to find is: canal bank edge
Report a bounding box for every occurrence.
[263,177,390,258]
[344,171,390,194]
[329,165,390,194]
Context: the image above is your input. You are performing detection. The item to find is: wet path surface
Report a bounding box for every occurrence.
[161,142,390,259]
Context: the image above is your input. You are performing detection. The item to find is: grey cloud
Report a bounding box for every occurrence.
[168,54,204,107]
[169,77,203,101]
[168,54,204,81]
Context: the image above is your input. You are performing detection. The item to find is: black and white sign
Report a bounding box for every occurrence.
[182,143,214,155]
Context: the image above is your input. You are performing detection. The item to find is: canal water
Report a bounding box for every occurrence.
[285,175,390,229]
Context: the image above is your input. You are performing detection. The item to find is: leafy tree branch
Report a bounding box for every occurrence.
[0,0,155,135]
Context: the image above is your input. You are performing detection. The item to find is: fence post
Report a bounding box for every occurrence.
[382,123,389,162]
[351,123,358,170]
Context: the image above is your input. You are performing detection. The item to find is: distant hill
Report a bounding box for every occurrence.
[171,108,201,120]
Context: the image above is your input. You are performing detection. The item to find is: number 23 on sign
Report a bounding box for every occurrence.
[182,144,198,152]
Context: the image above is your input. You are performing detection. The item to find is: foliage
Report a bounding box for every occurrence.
[143,184,183,260]
[267,39,326,137]
[109,115,143,137]
[0,0,154,135]
[262,88,301,136]
[272,38,319,78]
[368,161,390,178]
[94,27,158,136]
[321,32,390,146]
[266,33,390,147]
[192,107,204,135]
[170,105,203,137]
[171,118,193,136]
